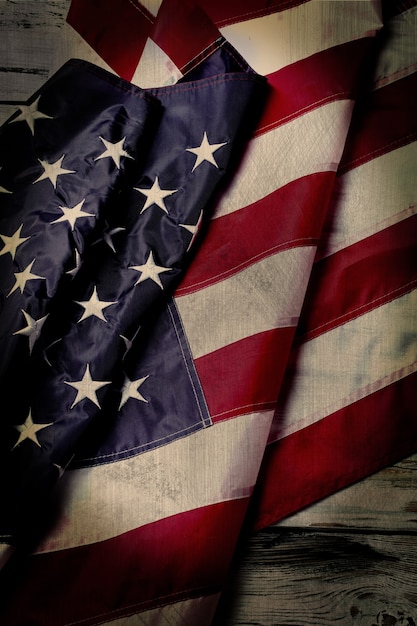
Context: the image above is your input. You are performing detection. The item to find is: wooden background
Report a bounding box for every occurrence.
[1,1,417,624]
[214,455,417,625]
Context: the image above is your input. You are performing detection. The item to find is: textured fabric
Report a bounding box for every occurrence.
[0,0,416,624]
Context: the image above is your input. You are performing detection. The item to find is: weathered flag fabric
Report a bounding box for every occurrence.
[0,3,265,611]
[252,0,417,530]
[0,0,416,624]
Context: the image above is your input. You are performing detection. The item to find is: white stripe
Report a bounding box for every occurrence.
[269,289,417,443]
[131,38,183,88]
[213,99,354,220]
[373,5,417,89]
[134,0,381,82]
[138,0,162,17]
[176,246,316,359]
[220,0,381,76]
[103,594,221,626]
[37,410,273,553]
[318,142,417,259]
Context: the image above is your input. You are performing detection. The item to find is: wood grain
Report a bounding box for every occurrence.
[214,454,417,625]
[1,5,417,626]
[215,529,417,625]
[0,0,70,105]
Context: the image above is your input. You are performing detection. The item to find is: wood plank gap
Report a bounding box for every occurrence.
[259,526,417,537]
[0,67,49,76]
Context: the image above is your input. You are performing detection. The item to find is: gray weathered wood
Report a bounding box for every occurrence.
[215,529,417,625]
[0,104,16,125]
[214,454,417,625]
[0,0,70,104]
[2,5,417,626]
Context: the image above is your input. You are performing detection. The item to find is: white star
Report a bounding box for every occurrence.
[134,176,177,214]
[65,363,111,409]
[92,221,125,253]
[119,374,149,409]
[8,259,45,297]
[0,224,30,259]
[11,96,53,135]
[51,199,94,231]
[129,250,171,289]
[13,309,49,353]
[186,132,227,172]
[179,210,203,250]
[13,409,52,449]
[75,285,117,322]
[33,155,75,189]
[94,136,133,169]
[120,334,133,353]
[66,248,82,278]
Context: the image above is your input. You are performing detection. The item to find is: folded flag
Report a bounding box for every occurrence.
[253,0,417,530]
[0,17,264,562]
[1,0,415,625]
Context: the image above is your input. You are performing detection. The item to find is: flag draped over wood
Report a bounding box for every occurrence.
[252,0,417,530]
[0,0,416,624]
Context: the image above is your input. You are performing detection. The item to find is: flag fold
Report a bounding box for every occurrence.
[0,27,265,555]
[0,0,416,624]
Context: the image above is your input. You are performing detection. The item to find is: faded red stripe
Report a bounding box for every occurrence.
[297,215,417,341]
[178,172,334,296]
[257,38,374,135]
[339,72,417,173]
[195,328,295,421]
[0,499,249,626]
[253,371,417,530]
[66,0,154,81]
[152,0,221,72]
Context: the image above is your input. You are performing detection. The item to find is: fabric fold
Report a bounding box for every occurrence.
[2,0,413,625]
[0,31,265,552]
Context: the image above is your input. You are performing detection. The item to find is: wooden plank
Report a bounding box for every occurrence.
[215,529,417,625]
[0,0,70,103]
[275,453,417,532]
[0,104,17,126]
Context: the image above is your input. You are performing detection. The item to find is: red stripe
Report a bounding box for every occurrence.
[297,215,417,341]
[152,0,221,72]
[67,1,373,131]
[197,0,310,27]
[339,72,417,173]
[257,38,374,135]
[253,371,417,530]
[195,328,295,422]
[178,172,334,296]
[66,0,154,80]
[0,499,249,625]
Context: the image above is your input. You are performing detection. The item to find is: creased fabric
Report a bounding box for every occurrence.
[0,0,416,624]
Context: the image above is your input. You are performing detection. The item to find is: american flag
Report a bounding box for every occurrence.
[252,0,417,529]
[0,0,416,624]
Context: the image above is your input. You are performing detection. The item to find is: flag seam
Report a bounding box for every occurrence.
[177,237,318,295]
[257,90,353,136]
[340,132,417,174]
[214,0,309,27]
[299,278,417,343]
